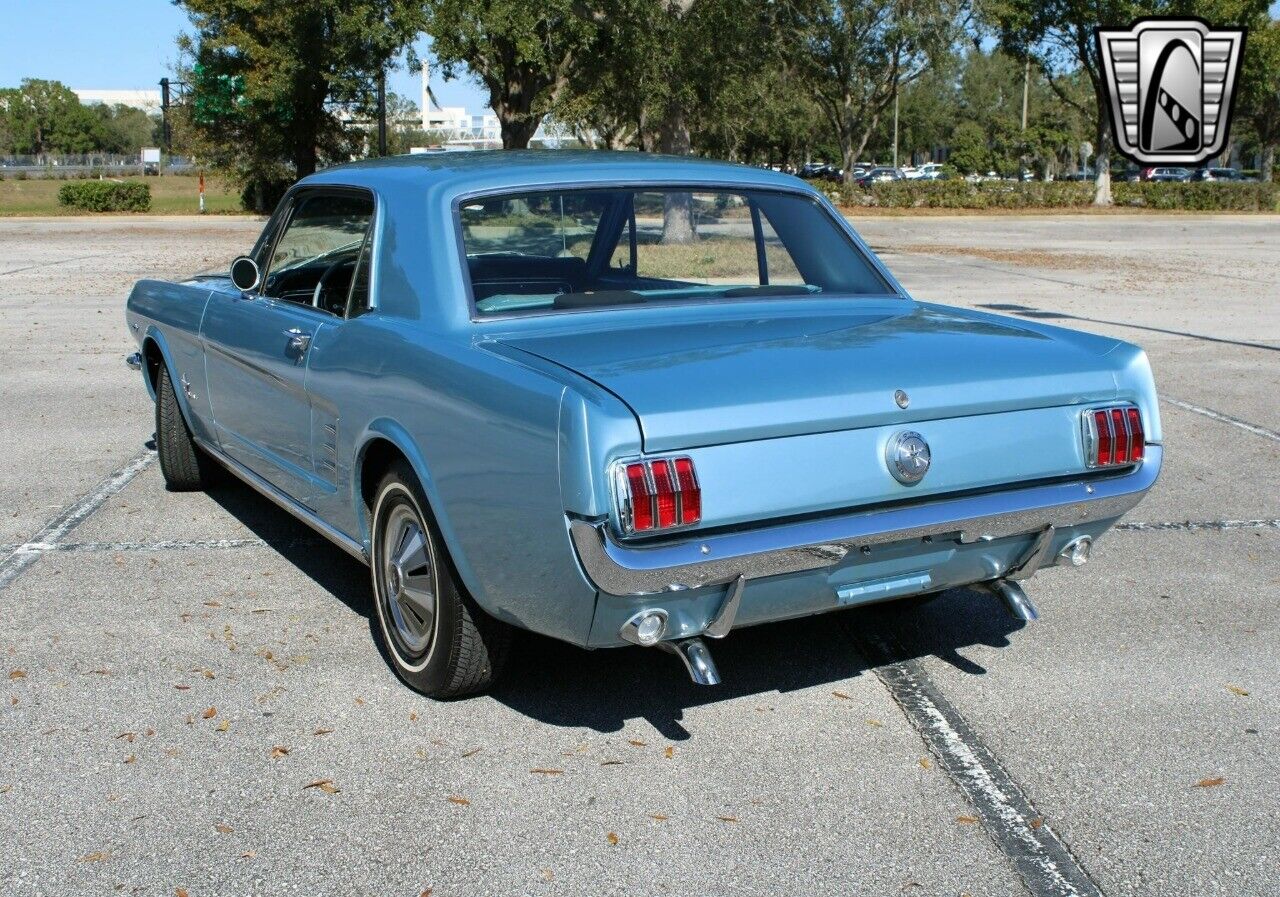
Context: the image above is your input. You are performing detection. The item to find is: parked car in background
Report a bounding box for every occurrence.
[906,163,946,181]
[857,167,905,187]
[125,151,1161,698]
[1189,167,1243,182]
[1141,167,1191,182]
[800,162,842,182]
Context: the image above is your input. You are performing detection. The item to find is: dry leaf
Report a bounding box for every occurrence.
[354,697,365,706]
[649,813,669,821]
[663,746,675,759]
[202,670,215,680]
[606,832,620,845]
[865,719,883,727]
[123,755,136,764]
[313,728,333,736]
[117,732,136,743]
[201,707,217,720]
[176,889,189,897]
[303,778,339,794]
[409,711,418,721]
[89,669,110,676]
[7,669,25,680]
[541,870,555,882]
[1194,777,1225,788]
[1226,685,1250,697]
[174,684,191,691]
[80,851,110,862]
[531,768,563,775]
[600,759,623,766]
[447,796,470,806]
[956,815,979,824]
[270,746,289,759]
[240,850,257,859]
[214,823,233,834]
[628,739,646,747]
[1029,817,1044,830]
[832,691,850,700]
[419,890,433,897]
[216,720,230,732]
[716,815,739,823]
[461,747,483,758]
[919,757,932,770]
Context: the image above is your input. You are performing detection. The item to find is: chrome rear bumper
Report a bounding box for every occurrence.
[570,445,1161,597]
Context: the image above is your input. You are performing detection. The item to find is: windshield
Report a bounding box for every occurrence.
[459,187,894,316]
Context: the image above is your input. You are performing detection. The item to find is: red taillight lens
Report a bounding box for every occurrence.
[1086,406,1145,467]
[1127,408,1145,461]
[650,460,679,528]
[618,456,700,533]
[673,457,701,525]
[1110,408,1128,463]
[625,462,654,531]
[1093,410,1113,465]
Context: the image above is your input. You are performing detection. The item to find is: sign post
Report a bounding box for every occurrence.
[199,171,206,214]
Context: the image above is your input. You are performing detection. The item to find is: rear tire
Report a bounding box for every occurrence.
[369,461,511,698]
[156,364,214,491]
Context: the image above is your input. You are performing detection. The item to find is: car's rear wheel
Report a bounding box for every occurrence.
[369,461,511,698]
[156,364,216,491]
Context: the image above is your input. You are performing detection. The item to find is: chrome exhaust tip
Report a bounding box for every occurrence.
[660,637,721,686]
[987,578,1040,622]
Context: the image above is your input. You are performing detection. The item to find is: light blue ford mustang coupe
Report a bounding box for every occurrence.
[125,151,1161,697]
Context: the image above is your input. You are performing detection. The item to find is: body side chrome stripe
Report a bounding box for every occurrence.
[570,446,1161,596]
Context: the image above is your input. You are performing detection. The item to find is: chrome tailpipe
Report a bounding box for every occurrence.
[660,637,721,686]
[986,578,1040,622]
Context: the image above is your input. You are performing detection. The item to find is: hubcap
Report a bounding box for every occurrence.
[379,503,437,659]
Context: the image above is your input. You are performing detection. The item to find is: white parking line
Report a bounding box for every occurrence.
[855,629,1103,897]
[1163,397,1280,442]
[0,450,156,590]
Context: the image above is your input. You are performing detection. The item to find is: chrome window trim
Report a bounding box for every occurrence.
[450,180,908,323]
[572,445,1162,596]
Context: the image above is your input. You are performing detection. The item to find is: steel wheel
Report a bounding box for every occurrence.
[377,501,439,661]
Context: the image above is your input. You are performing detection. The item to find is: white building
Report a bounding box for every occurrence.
[72,89,162,113]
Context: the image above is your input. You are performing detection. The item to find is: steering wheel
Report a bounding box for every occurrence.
[312,259,351,314]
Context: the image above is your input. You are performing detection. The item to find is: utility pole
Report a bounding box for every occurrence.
[376,70,387,157]
[159,77,172,152]
[1021,60,1030,132]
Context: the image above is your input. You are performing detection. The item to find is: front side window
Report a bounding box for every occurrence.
[460,188,893,316]
[262,191,375,316]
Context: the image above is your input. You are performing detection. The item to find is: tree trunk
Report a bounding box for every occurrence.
[1263,144,1275,183]
[657,110,696,244]
[294,140,318,179]
[1092,111,1112,206]
[499,113,540,149]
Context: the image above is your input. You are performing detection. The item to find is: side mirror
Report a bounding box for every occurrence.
[230,256,260,292]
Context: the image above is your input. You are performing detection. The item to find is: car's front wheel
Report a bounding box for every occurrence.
[369,461,511,698]
[155,364,216,491]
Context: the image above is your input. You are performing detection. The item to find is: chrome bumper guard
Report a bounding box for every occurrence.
[570,446,1162,597]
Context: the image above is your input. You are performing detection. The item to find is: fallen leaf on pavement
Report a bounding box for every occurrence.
[649,813,668,821]
[1194,777,1225,788]
[214,823,233,834]
[531,768,563,775]
[461,748,483,758]
[216,720,230,732]
[123,755,136,764]
[664,746,674,759]
[919,757,932,770]
[174,685,191,691]
[600,760,623,766]
[313,728,333,736]
[447,796,470,806]
[1029,817,1044,829]
[117,732,136,743]
[865,719,883,727]
[270,746,289,759]
[176,889,189,897]
[303,779,340,794]
[1226,685,1250,697]
[716,815,739,823]
[8,670,25,680]
[201,707,217,720]
[628,739,646,747]
[80,851,109,862]
[606,832,619,845]
[240,851,256,859]
[832,691,850,700]
[419,890,433,897]
[956,815,979,824]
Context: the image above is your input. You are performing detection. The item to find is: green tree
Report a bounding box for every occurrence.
[92,104,161,155]
[0,79,101,155]
[795,0,959,184]
[422,0,600,149]
[176,0,424,208]
[1238,16,1280,181]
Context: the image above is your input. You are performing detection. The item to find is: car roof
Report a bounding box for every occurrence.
[302,149,809,198]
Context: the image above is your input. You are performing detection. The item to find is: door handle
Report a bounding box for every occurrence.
[283,328,311,353]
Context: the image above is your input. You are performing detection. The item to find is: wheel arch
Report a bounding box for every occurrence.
[140,328,197,429]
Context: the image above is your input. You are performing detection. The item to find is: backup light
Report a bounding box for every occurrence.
[620,609,669,646]
[1083,405,1145,468]
[615,457,701,534]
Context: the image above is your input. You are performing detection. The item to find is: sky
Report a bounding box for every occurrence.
[0,0,491,112]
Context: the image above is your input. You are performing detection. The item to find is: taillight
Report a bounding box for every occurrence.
[1083,406,1145,468]
[615,457,700,534]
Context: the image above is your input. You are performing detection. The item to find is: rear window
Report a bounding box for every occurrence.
[459,187,894,316]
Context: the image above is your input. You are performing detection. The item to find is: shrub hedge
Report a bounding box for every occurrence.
[57,180,152,212]
[835,179,1279,212]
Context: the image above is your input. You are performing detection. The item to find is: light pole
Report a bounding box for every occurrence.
[892,86,899,169]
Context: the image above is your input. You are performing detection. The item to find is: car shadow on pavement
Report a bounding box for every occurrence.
[200,476,1023,740]
[492,590,1024,741]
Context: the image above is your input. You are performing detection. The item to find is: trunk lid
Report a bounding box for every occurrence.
[501,301,1122,452]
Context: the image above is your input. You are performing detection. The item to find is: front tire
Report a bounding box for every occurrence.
[155,365,214,491]
[369,461,511,698]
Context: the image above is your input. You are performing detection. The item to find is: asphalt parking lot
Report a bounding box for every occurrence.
[1,212,1276,897]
